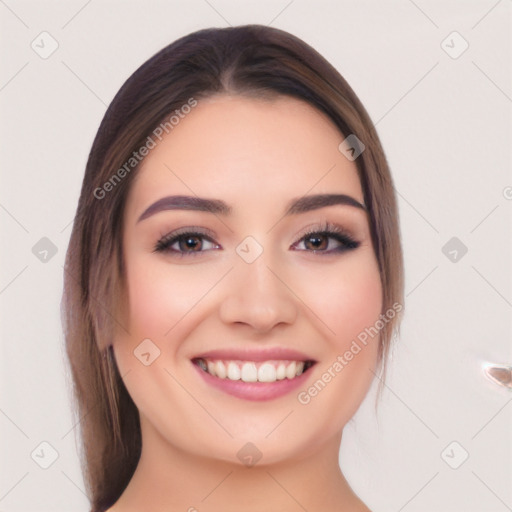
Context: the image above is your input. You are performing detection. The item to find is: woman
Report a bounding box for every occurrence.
[62,24,404,512]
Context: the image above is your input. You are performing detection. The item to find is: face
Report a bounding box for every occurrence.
[113,94,382,466]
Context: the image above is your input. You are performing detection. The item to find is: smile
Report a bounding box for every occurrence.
[193,358,315,383]
[191,349,317,401]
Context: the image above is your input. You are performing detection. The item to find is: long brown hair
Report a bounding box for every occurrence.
[61,24,404,512]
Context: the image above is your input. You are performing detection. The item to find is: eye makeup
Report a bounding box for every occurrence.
[152,221,360,258]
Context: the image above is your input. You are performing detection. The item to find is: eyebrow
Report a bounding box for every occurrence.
[137,193,366,223]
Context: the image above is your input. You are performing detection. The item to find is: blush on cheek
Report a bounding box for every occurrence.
[124,261,222,350]
[126,262,190,333]
[311,268,382,344]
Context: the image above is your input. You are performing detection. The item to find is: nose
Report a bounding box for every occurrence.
[219,253,298,333]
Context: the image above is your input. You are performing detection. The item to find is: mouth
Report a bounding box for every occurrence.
[190,349,317,401]
[192,358,316,383]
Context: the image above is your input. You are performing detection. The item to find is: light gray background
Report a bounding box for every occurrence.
[1,1,511,511]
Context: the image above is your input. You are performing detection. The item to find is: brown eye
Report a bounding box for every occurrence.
[303,234,329,251]
[154,230,220,256]
[177,235,203,252]
[291,222,360,254]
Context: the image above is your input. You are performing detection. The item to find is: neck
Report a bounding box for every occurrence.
[109,418,369,512]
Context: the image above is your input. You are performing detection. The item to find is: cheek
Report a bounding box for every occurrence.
[294,252,383,347]
[289,256,382,443]
[123,257,217,341]
[126,263,173,338]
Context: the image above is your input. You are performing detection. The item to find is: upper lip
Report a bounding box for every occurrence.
[192,347,316,362]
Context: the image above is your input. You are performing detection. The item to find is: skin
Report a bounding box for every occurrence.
[107,94,381,512]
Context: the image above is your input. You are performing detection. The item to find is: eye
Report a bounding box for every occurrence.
[291,221,360,254]
[153,222,360,258]
[153,227,220,257]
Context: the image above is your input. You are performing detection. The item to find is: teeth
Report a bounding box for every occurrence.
[241,362,258,382]
[285,361,297,379]
[227,362,241,380]
[215,361,226,378]
[197,358,311,383]
[276,363,286,380]
[258,363,276,382]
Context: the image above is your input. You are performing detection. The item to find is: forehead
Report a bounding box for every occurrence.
[125,95,363,218]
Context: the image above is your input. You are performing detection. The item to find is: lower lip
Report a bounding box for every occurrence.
[192,363,312,401]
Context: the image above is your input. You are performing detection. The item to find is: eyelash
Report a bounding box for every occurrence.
[153,221,360,258]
